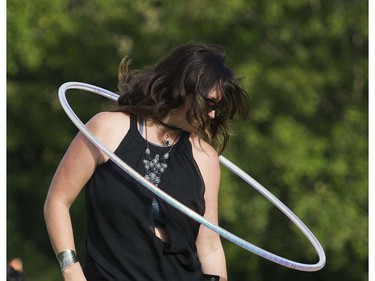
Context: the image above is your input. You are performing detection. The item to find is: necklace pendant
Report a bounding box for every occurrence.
[144,149,169,187]
[162,138,171,147]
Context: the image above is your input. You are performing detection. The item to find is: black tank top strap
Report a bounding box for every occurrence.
[181,130,190,142]
[129,114,138,132]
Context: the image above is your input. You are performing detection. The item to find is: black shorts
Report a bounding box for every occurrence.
[83,255,220,281]
[201,274,220,281]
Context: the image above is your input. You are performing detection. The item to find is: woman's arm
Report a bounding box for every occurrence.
[192,136,228,281]
[44,112,129,280]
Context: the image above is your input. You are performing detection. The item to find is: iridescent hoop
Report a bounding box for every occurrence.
[58,82,326,272]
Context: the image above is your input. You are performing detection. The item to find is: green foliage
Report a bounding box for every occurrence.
[7,0,367,280]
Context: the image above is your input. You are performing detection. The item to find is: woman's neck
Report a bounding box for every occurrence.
[145,119,181,147]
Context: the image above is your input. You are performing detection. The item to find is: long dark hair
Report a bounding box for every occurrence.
[115,42,249,153]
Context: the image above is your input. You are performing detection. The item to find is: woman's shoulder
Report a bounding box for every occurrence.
[87,111,130,132]
[88,111,130,124]
[189,134,219,164]
[85,112,131,153]
[189,134,221,193]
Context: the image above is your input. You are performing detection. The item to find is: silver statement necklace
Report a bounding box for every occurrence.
[143,124,179,187]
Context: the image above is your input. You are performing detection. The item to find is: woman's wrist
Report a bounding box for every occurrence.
[57,249,78,272]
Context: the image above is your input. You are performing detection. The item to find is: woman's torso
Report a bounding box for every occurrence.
[83,113,206,281]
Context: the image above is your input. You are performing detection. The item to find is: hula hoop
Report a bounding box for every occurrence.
[58,82,326,272]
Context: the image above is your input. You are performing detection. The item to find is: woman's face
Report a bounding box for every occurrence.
[167,88,222,133]
[205,88,222,119]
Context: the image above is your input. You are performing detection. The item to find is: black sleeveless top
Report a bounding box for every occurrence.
[83,116,206,281]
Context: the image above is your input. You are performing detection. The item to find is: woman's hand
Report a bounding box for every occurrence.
[62,262,86,281]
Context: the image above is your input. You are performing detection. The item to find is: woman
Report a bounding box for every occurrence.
[44,42,249,281]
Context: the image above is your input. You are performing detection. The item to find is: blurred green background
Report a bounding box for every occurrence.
[7,0,368,280]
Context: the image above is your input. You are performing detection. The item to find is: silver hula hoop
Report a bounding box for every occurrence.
[58,81,326,272]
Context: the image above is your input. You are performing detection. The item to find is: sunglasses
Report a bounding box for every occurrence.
[204,98,223,117]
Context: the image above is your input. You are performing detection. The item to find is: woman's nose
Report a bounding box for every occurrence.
[208,110,216,119]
